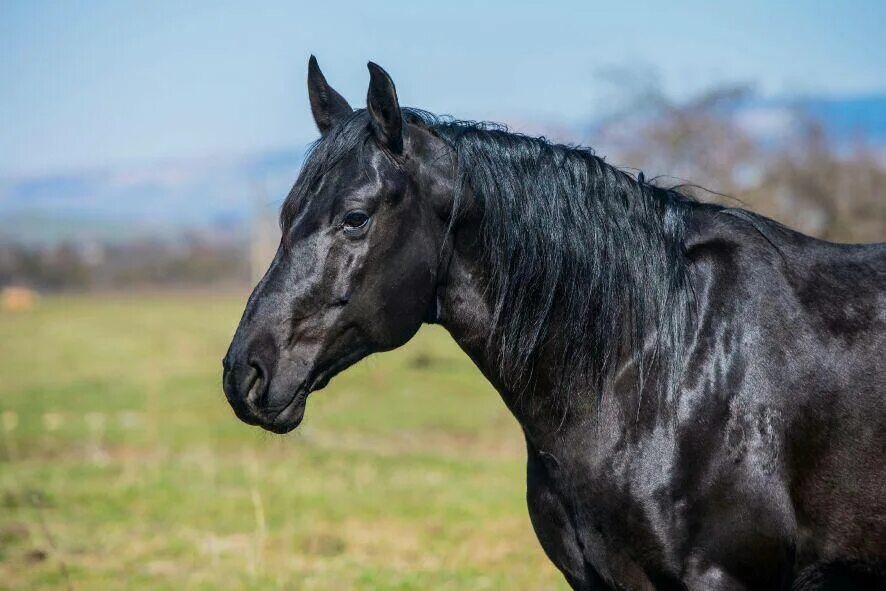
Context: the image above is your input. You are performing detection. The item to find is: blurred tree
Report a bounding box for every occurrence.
[591,70,885,243]
[746,120,886,242]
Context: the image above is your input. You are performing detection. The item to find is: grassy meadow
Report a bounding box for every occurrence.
[0,293,567,590]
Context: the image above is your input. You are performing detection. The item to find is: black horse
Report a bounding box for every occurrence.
[223,57,885,590]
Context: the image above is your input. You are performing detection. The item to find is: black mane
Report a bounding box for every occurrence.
[283,109,702,398]
[415,111,699,398]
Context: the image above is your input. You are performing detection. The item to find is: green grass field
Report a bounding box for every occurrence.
[0,293,567,590]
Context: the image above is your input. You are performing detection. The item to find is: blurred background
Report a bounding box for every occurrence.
[1,1,884,589]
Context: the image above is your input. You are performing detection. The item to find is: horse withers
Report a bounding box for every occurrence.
[222,57,886,589]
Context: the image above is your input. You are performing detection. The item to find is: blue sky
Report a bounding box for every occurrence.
[2,0,885,178]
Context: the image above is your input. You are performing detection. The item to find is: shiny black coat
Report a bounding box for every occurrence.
[223,58,885,590]
[500,210,885,590]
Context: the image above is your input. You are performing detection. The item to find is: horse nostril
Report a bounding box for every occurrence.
[246,361,267,406]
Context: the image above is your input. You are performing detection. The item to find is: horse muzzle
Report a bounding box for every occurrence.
[221,352,308,434]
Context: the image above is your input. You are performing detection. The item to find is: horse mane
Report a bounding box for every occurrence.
[283,108,701,400]
[406,109,698,399]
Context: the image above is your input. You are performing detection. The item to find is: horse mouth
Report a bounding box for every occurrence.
[257,346,371,434]
[263,394,308,434]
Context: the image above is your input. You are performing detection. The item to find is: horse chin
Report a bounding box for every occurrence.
[262,394,307,434]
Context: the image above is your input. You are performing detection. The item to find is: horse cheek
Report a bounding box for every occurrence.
[375,240,435,349]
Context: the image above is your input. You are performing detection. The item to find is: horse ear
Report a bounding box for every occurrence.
[366,61,403,154]
[307,55,353,135]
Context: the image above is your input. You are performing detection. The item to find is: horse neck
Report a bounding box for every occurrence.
[434,228,599,439]
[436,240,686,448]
[431,196,690,445]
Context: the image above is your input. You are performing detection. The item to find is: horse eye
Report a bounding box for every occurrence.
[343,210,370,230]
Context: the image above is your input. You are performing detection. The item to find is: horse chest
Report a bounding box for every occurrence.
[526,442,685,589]
[527,417,805,590]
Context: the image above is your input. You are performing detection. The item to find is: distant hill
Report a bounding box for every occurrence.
[735,94,886,145]
[1,93,884,247]
[0,148,303,246]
